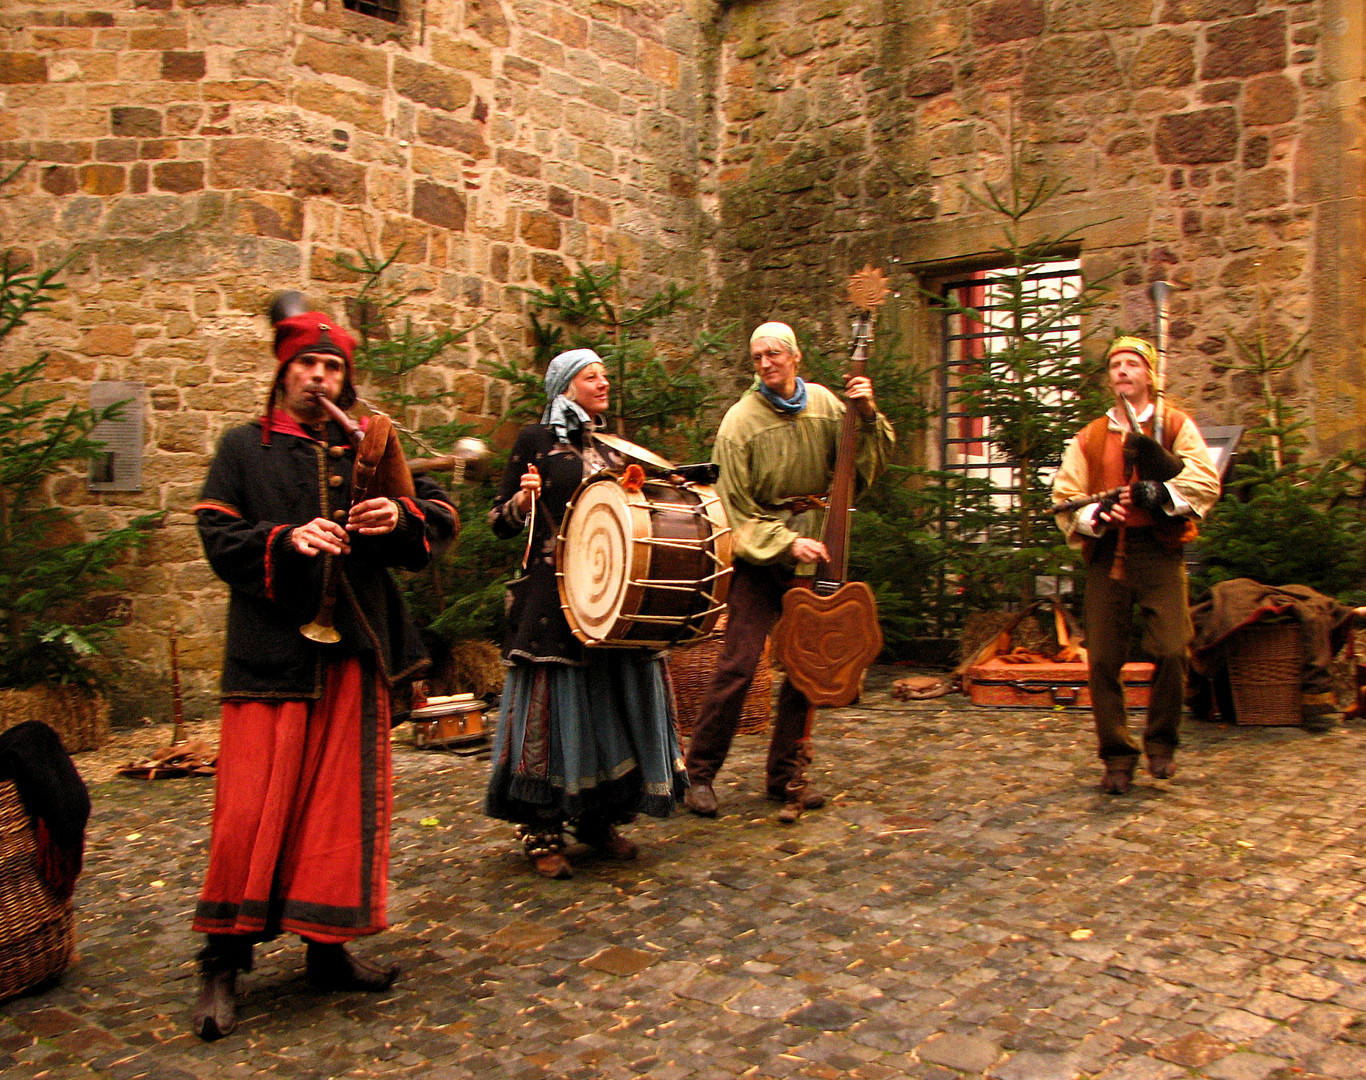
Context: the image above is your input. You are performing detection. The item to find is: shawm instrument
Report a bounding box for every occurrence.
[770,266,887,708]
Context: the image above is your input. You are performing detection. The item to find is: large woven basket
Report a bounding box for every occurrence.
[1225,622,1305,726]
[0,781,75,1002]
[0,686,108,752]
[668,622,772,737]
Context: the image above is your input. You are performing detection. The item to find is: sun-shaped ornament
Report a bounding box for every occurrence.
[846,264,889,313]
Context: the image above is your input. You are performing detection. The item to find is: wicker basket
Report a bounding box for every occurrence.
[1225,622,1305,726]
[668,622,772,737]
[0,686,108,752]
[0,781,75,1002]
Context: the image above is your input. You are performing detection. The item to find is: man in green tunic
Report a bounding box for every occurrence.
[684,322,894,820]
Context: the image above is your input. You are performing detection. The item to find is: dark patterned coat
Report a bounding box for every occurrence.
[196,416,458,701]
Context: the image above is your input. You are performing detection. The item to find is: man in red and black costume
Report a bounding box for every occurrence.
[1053,336,1219,795]
[189,306,457,1040]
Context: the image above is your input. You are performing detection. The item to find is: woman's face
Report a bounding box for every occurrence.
[569,362,610,415]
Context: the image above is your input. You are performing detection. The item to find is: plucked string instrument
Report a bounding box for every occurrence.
[767,266,889,820]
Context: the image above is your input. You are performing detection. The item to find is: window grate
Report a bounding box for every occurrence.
[343,0,401,23]
[939,262,1082,516]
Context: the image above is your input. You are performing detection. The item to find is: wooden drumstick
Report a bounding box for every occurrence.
[522,465,540,569]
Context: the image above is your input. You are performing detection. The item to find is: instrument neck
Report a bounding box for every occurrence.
[816,318,870,584]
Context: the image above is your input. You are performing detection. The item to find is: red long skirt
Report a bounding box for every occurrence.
[193,657,391,944]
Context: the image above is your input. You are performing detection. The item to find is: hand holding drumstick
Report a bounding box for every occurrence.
[514,465,541,514]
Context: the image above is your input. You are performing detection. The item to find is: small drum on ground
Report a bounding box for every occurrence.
[411,695,488,750]
[557,472,732,649]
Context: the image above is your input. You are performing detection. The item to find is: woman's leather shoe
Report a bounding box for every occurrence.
[578,823,638,860]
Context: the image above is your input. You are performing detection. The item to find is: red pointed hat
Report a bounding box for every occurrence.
[273,312,357,371]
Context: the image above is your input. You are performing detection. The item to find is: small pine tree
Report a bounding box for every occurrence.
[492,261,724,461]
[1195,333,1366,602]
[333,247,500,640]
[0,163,161,686]
[929,153,1113,610]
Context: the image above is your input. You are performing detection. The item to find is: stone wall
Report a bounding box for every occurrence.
[0,0,714,721]
[710,0,1366,454]
[3,0,1365,720]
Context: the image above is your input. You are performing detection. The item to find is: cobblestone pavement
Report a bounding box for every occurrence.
[6,667,1366,1079]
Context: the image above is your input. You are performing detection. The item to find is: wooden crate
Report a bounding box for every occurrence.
[965,658,1155,710]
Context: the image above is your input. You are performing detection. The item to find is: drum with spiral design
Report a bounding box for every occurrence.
[556,472,732,649]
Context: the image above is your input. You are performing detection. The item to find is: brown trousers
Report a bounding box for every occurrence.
[684,559,811,796]
[1084,528,1193,764]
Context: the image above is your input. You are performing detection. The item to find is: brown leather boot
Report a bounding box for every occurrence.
[304,940,399,992]
[1099,763,1135,794]
[191,936,251,1041]
[574,818,638,860]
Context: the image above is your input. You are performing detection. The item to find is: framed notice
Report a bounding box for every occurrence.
[88,381,144,492]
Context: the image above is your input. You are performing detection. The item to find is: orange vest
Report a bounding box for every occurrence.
[1078,406,1197,562]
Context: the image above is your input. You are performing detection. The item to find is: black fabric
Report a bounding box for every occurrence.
[489,425,625,664]
[0,721,89,848]
[197,422,458,700]
[0,720,89,896]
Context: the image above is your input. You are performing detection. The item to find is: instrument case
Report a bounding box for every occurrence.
[964,658,1154,710]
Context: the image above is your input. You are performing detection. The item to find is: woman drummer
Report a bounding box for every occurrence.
[485,348,688,878]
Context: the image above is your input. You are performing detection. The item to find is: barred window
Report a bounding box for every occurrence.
[940,260,1082,518]
[343,0,401,23]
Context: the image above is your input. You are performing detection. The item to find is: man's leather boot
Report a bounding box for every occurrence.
[304,939,399,992]
[192,935,251,1041]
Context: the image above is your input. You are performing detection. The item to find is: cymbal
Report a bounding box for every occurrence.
[592,432,676,471]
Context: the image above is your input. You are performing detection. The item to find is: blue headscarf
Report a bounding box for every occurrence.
[541,348,605,442]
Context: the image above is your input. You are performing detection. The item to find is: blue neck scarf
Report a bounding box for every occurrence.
[754,375,808,415]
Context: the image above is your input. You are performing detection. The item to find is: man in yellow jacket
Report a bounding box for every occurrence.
[1052,336,1220,794]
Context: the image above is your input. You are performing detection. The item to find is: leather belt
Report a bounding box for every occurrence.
[776,494,828,515]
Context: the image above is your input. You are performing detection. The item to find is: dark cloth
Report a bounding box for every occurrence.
[488,424,620,664]
[1084,531,1192,763]
[195,417,457,700]
[1189,578,1354,724]
[194,657,391,943]
[0,720,89,899]
[485,423,686,827]
[684,560,813,795]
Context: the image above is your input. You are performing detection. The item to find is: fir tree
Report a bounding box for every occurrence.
[0,163,160,685]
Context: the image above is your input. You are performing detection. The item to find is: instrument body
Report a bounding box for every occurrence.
[300,401,416,644]
[410,696,487,749]
[556,471,732,649]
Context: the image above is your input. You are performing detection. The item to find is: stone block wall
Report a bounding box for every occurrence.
[3,0,1365,718]
[0,0,713,720]
[710,0,1366,454]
